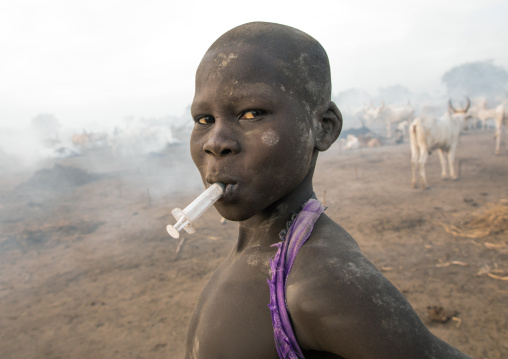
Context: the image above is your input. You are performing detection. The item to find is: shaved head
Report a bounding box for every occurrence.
[196,22,332,115]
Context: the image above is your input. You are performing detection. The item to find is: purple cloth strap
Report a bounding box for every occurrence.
[267,198,326,359]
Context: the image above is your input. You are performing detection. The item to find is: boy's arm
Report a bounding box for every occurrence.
[286,229,472,359]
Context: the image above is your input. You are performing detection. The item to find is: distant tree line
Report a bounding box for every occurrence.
[442,60,508,100]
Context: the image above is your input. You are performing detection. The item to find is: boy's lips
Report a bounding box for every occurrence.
[221,183,237,199]
[206,176,238,200]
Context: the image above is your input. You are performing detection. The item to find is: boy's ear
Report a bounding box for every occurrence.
[315,101,342,152]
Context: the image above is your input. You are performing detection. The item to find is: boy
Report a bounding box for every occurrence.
[185,22,471,359]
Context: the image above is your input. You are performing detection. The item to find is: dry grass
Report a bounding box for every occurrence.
[441,199,508,239]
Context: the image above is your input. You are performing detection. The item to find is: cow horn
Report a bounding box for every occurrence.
[448,99,457,113]
[464,97,471,112]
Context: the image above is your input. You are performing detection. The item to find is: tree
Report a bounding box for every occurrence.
[442,60,508,99]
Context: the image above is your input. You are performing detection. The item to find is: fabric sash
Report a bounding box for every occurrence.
[267,198,326,359]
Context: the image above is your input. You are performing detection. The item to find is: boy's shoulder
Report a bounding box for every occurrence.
[286,213,383,310]
[285,214,430,357]
[292,213,365,270]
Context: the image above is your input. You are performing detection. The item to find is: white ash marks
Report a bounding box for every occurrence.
[212,53,238,78]
[261,130,280,146]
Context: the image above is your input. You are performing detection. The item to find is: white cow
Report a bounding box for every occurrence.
[469,99,499,130]
[344,134,360,150]
[359,103,414,138]
[409,98,471,189]
[494,101,507,155]
[343,134,382,150]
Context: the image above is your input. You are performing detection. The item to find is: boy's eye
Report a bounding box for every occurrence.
[239,110,266,119]
[195,115,214,125]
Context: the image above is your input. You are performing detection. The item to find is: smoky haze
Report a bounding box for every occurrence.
[2,0,507,129]
[1,2,507,355]
[0,108,212,358]
[1,57,507,195]
[0,114,205,268]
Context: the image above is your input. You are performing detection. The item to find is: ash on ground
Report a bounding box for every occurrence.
[16,164,104,193]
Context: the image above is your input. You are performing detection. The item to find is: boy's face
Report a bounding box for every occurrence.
[190,44,318,221]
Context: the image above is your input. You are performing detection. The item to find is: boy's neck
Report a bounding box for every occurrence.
[236,176,315,252]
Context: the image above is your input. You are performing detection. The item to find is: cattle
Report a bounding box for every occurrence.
[344,134,360,150]
[71,130,108,150]
[88,131,109,148]
[409,98,471,189]
[71,131,90,148]
[396,120,410,137]
[359,103,414,138]
[494,100,507,155]
[343,134,382,150]
[469,98,499,130]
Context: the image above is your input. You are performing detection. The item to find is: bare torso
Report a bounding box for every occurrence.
[185,242,280,359]
[185,214,471,359]
[185,213,351,359]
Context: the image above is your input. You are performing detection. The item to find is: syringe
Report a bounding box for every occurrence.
[166,183,225,238]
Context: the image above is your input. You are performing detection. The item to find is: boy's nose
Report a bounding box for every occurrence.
[202,123,240,157]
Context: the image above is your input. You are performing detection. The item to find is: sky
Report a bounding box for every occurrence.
[1,0,507,129]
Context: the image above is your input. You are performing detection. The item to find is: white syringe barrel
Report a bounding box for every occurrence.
[180,183,224,222]
[166,183,224,238]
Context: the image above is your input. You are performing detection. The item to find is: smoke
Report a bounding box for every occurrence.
[0,126,50,168]
[0,113,204,204]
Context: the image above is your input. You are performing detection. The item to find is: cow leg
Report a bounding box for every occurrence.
[437,149,448,180]
[411,150,418,188]
[418,151,429,189]
[448,147,458,180]
[409,121,428,189]
[495,116,503,155]
[410,130,420,188]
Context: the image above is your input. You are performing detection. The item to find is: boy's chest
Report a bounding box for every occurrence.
[188,252,280,359]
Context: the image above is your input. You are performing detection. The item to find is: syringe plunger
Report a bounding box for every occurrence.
[166,183,224,238]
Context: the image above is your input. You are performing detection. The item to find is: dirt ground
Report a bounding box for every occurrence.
[0,130,507,359]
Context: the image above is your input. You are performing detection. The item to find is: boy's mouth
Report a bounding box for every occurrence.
[206,177,238,200]
[223,183,236,195]
[216,183,237,202]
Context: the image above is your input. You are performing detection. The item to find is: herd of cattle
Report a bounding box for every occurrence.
[51,96,506,189]
[339,96,507,189]
[69,122,184,158]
